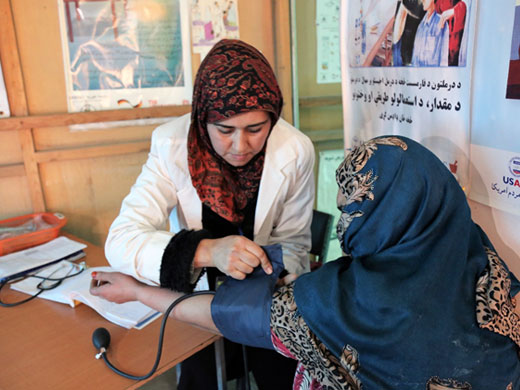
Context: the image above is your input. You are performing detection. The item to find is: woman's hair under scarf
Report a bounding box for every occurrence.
[293,136,520,389]
[188,39,283,224]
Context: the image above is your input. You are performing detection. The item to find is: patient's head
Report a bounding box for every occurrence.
[336,136,469,258]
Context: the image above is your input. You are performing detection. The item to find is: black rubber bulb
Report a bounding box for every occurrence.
[92,327,111,350]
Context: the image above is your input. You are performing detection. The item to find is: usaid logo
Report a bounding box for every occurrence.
[509,157,520,177]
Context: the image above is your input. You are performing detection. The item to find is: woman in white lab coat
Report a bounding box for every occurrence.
[103,39,315,389]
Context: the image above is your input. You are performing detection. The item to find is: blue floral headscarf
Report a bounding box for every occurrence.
[293,136,520,389]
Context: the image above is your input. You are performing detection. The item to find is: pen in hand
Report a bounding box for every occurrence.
[90,271,109,288]
[89,271,140,304]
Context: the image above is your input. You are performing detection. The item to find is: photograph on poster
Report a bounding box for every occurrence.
[348,0,471,68]
[506,1,520,100]
[191,0,239,56]
[57,0,192,112]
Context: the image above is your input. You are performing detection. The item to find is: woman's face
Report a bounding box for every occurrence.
[207,110,272,167]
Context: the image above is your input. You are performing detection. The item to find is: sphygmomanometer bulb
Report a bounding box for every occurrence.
[92,327,111,350]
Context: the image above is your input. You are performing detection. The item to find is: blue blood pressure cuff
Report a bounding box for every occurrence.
[210,244,285,350]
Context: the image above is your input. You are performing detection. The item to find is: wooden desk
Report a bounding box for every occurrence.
[0,236,222,390]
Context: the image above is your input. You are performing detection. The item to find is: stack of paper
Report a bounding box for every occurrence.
[0,236,86,283]
[11,261,160,329]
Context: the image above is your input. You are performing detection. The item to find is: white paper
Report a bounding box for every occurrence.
[316,0,341,83]
[69,116,175,132]
[0,237,86,281]
[11,262,159,329]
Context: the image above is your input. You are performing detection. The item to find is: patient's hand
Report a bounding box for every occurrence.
[89,271,143,304]
[276,273,298,287]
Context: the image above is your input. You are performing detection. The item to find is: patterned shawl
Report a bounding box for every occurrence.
[293,136,520,389]
[188,39,283,223]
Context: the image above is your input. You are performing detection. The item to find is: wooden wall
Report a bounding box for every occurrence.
[0,0,292,246]
[293,0,344,177]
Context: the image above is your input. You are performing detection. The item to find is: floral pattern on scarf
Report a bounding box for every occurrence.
[271,283,362,390]
[188,39,282,223]
[476,247,520,347]
[335,136,407,251]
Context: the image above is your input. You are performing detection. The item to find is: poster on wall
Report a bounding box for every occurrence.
[340,0,476,189]
[57,0,192,112]
[469,1,520,215]
[191,0,239,59]
[0,61,10,118]
[316,150,345,262]
[316,0,341,83]
[506,0,520,100]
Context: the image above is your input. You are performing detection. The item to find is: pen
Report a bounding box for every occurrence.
[91,271,108,287]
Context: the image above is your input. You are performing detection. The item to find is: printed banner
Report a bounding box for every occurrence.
[468,0,520,215]
[340,0,476,189]
[57,0,192,112]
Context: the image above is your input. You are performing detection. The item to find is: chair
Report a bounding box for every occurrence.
[310,209,334,269]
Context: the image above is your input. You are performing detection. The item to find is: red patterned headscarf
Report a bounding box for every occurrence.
[187,39,283,224]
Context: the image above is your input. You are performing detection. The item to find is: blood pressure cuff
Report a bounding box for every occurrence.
[210,244,284,350]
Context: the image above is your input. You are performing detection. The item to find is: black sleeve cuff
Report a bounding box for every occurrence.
[159,229,213,293]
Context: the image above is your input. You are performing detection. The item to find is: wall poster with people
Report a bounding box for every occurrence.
[57,0,192,112]
[340,0,476,191]
[468,0,520,216]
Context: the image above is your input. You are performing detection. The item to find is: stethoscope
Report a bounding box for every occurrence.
[0,262,221,381]
[92,290,216,380]
[0,261,85,307]
[91,281,250,388]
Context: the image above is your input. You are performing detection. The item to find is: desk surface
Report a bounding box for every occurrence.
[0,236,219,390]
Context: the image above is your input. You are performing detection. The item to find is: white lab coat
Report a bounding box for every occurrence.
[105,113,315,284]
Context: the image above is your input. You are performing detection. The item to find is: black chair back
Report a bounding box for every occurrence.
[310,209,334,263]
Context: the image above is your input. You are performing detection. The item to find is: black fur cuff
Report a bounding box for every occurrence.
[160,229,213,293]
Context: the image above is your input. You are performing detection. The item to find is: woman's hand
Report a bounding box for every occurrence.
[89,271,143,304]
[194,236,273,280]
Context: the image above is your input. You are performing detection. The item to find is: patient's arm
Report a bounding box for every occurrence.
[90,271,219,334]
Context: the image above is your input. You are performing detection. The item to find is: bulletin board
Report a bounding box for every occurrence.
[0,0,292,246]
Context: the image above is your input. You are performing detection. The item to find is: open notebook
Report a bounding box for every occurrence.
[11,261,160,329]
